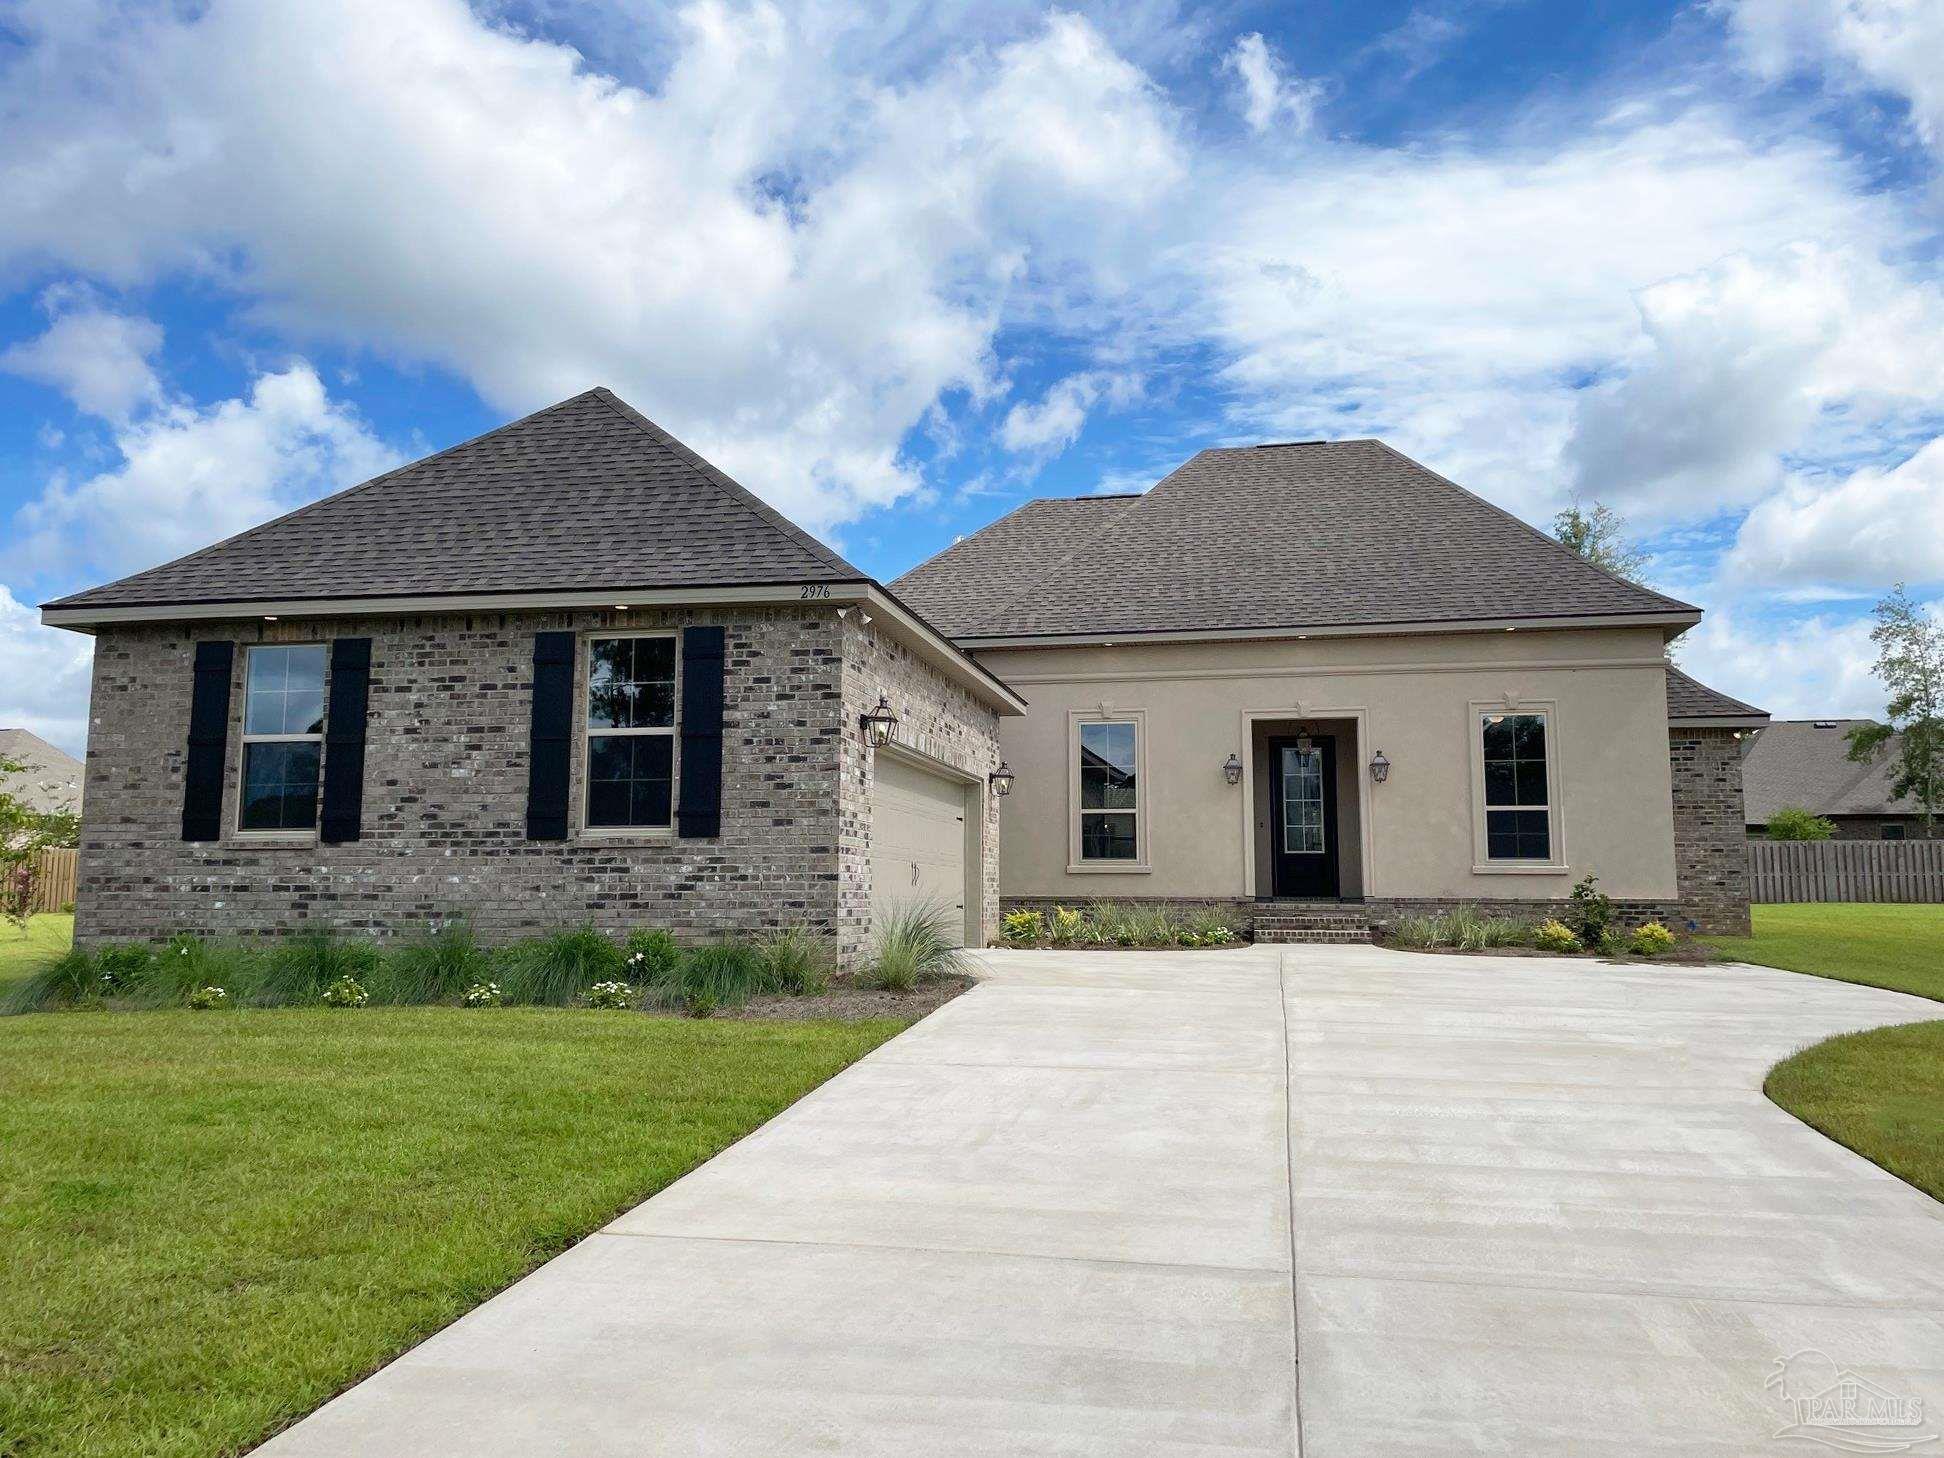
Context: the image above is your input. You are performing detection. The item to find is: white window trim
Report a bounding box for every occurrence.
[579,629,680,839]
[1467,698,1568,874]
[234,642,327,840]
[1067,708,1149,874]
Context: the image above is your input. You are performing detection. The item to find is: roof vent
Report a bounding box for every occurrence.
[1813,720,1839,729]
[1254,440,1327,449]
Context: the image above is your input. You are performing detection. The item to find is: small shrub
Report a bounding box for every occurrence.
[586,980,635,1010]
[1629,921,1675,956]
[461,981,505,1008]
[1442,905,1489,952]
[498,927,625,1005]
[1767,806,1836,841]
[139,935,264,1007]
[1534,919,1581,953]
[374,923,491,1004]
[93,943,154,995]
[1,947,101,1014]
[753,927,833,995]
[261,934,381,1006]
[1387,914,1440,949]
[624,928,683,984]
[320,975,369,1008]
[1181,908,1239,946]
[647,939,772,1016]
[1000,910,1044,946]
[187,984,229,1010]
[1046,905,1085,946]
[1480,916,1535,948]
[1568,875,1614,948]
[1594,928,1624,957]
[865,899,964,992]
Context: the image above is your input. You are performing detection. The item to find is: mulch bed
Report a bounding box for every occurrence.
[713,972,975,1021]
[1373,940,1722,965]
[993,941,1253,952]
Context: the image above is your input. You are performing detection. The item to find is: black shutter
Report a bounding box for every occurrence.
[181,640,235,842]
[677,626,725,839]
[526,631,576,840]
[319,637,372,844]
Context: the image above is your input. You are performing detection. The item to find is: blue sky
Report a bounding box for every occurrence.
[3,0,1942,755]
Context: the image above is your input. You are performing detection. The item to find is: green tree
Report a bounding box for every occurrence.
[0,754,79,926]
[1552,501,1650,585]
[1846,587,1944,834]
[1765,806,1835,841]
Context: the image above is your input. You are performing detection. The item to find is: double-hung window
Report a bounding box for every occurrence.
[1077,718,1140,862]
[585,635,677,830]
[239,644,327,832]
[1481,711,1552,861]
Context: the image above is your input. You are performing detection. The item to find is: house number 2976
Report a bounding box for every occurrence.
[799,584,831,599]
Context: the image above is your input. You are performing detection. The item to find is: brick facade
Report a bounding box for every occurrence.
[75,604,1000,964]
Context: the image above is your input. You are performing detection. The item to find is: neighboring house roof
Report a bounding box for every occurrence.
[45,389,864,612]
[0,728,83,816]
[1666,666,1768,727]
[892,440,1699,642]
[1742,718,1916,825]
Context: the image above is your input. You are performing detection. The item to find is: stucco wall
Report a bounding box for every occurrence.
[71,606,996,962]
[975,626,1681,905]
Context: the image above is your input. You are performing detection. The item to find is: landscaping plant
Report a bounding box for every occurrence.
[187,984,229,1010]
[586,980,635,1010]
[646,939,774,1016]
[624,927,682,983]
[1765,806,1836,841]
[374,923,492,1005]
[461,981,505,1008]
[1567,875,1614,948]
[497,927,626,1006]
[1844,586,1944,834]
[753,927,833,995]
[864,899,964,992]
[1629,921,1675,956]
[1046,905,1085,946]
[1534,919,1581,953]
[320,975,370,1008]
[1000,909,1044,945]
[260,934,381,1007]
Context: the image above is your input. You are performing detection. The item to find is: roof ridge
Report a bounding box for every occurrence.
[1365,440,1699,617]
[44,389,611,611]
[586,389,862,580]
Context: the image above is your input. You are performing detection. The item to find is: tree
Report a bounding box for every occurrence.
[1765,806,1835,842]
[0,754,79,927]
[1846,587,1944,834]
[1552,501,1650,585]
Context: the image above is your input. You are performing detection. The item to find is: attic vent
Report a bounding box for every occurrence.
[1255,440,1327,448]
[1813,720,1839,729]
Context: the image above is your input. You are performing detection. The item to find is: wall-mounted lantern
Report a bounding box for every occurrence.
[860,694,898,749]
[1369,749,1391,784]
[990,762,1015,797]
[1222,752,1243,786]
[1295,732,1313,754]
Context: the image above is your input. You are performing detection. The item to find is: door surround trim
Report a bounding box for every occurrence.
[1238,707,1373,901]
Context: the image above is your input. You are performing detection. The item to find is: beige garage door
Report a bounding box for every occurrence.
[871,755,969,949]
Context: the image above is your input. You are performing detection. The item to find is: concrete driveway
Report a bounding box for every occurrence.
[257,945,1943,1457]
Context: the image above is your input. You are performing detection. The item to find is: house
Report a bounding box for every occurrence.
[43,390,1022,961]
[1743,719,1938,840]
[893,441,1770,935]
[0,728,84,817]
[46,393,1770,956]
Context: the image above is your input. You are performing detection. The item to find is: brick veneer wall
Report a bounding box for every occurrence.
[837,616,1003,963]
[1000,726,1757,937]
[76,604,1001,959]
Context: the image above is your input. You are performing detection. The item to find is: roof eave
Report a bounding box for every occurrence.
[953,608,1704,651]
[1670,714,1770,730]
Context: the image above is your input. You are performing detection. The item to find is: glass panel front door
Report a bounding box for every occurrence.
[1269,734,1339,898]
[1281,747,1324,855]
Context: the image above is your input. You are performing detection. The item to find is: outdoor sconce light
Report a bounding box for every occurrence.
[1295,732,1313,754]
[990,762,1015,797]
[860,694,898,749]
[1369,749,1391,784]
[1222,753,1243,786]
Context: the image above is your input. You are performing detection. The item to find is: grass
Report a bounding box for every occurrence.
[0,1006,905,1458]
[0,913,72,991]
[1705,903,1944,1002]
[1766,1020,1944,1203]
[863,899,965,991]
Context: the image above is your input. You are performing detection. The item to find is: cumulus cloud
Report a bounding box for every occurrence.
[1726,0,1944,151]
[7,365,397,584]
[1725,436,1944,588]
[1677,600,1886,719]
[1,295,163,421]
[0,0,1182,533]
[1222,32,1321,133]
[1000,370,1140,455]
[0,585,95,754]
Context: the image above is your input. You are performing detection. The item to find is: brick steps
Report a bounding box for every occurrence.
[1252,905,1373,944]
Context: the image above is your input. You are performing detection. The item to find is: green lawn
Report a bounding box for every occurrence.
[0,1006,904,1458]
[1766,1020,1944,1204]
[0,913,73,991]
[1704,902,1944,1002]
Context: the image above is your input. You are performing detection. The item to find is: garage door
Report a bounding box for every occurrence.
[871,755,969,949]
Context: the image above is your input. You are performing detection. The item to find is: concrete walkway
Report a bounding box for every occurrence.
[256,946,1944,1457]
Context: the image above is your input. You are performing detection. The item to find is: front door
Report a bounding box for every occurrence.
[1269,735,1339,898]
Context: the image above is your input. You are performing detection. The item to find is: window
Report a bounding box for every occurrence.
[1883,824,1906,842]
[1482,712,1551,861]
[240,644,327,832]
[585,635,677,829]
[1078,719,1138,861]
[1282,746,1325,854]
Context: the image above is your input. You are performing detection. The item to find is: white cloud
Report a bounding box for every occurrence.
[1677,601,1886,719]
[1726,0,1944,151]
[7,365,397,584]
[1,297,163,421]
[0,0,1182,534]
[0,585,95,755]
[1000,370,1140,454]
[1725,435,1944,588]
[1222,32,1321,134]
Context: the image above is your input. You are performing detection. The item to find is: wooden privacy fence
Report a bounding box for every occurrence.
[27,847,77,914]
[1749,839,1944,903]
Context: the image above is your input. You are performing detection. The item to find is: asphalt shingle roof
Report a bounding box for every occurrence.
[1666,667,1767,722]
[0,728,84,815]
[47,389,863,611]
[892,440,1697,639]
[1742,719,1913,824]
